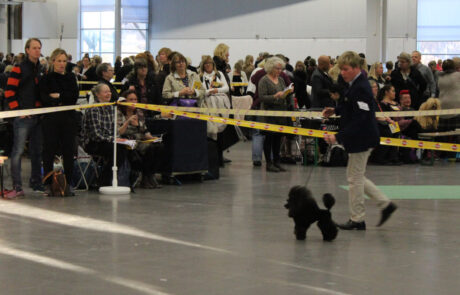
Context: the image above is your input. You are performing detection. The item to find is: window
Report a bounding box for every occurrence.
[121,0,149,58]
[80,0,149,63]
[417,0,460,64]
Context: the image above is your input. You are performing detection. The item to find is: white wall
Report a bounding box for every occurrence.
[150,0,418,67]
[386,0,417,62]
[151,0,368,66]
[10,0,79,58]
[2,0,418,66]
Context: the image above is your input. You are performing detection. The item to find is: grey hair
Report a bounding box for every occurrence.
[398,52,412,65]
[91,83,108,98]
[96,62,111,78]
[264,57,285,74]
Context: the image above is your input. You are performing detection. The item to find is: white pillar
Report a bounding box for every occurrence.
[0,5,8,54]
[366,0,385,63]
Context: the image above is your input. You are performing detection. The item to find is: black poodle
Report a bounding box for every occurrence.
[284,185,338,241]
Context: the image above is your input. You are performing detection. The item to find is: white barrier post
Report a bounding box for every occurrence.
[99,104,130,195]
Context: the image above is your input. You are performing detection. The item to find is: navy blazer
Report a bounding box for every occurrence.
[335,73,380,153]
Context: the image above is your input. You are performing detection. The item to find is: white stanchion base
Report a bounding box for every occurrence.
[99,186,131,195]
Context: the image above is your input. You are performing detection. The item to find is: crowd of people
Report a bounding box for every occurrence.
[0,38,459,200]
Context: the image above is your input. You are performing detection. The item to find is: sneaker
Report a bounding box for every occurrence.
[4,189,25,200]
[32,183,46,193]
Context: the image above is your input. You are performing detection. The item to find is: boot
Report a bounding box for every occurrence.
[266,162,280,172]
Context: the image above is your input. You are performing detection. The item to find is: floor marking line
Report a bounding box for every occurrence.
[0,242,172,295]
[0,202,230,254]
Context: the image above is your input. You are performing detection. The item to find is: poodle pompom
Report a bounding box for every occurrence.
[322,193,335,210]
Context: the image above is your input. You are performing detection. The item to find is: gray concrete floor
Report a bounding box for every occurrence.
[0,141,459,295]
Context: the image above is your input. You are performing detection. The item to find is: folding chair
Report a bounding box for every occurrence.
[74,148,102,191]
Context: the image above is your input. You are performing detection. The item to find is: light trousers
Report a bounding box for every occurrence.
[347,149,391,222]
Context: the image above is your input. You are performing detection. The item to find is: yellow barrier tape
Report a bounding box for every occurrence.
[132,104,460,118]
[78,81,123,85]
[0,102,115,119]
[118,102,460,153]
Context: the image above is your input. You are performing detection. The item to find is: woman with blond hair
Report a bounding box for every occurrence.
[368,62,386,89]
[213,43,231,87]
[199,55,229,97]
[39,48,79,194]
[243,55,255,79]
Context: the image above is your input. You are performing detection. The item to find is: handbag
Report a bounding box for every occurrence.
[169,98,198,120]
[43,170,71,197]
[169,98,197,107]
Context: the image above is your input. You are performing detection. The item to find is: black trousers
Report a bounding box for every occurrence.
[130,144,164,177]
[42,112,77,185]
[263,131,282,163]
[370,125,399,164]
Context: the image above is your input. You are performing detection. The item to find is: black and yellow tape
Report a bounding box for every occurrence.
[125,104,460,119]
[118,102,460,153]
[1,101,458,152]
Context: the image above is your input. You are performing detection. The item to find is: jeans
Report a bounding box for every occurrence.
[10,116,43,189]
[252,128,265,161]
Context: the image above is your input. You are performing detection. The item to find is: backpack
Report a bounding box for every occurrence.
[321,144,348,167]
[43,170,71,197]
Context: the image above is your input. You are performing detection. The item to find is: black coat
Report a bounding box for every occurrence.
[335,73,380,153]
[40,71,78,107]
[122,72,161,105]
[81,66,97,90]
[115,64,133,82]
[213,56,230,87]
[293,70,310,109]
[65,62,76,74]
[390,66,427,109]
[311,68,334,108]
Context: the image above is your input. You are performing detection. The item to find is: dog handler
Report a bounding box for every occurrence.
[322,51,397,230]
